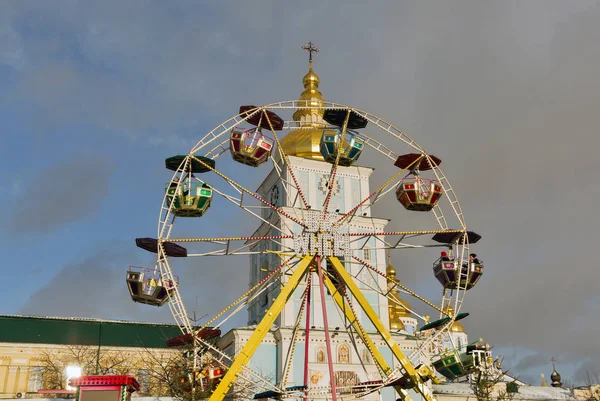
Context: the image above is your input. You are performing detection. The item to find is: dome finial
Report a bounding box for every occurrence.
[290,41,325,126]
[550,357,562,388]
[279,41,325,160]
[302,41,319,62]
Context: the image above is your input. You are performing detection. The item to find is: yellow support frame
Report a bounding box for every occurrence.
[208,255,314,401]
[321,274,411,401]
[208,254,436,401]
[327,256,436,401]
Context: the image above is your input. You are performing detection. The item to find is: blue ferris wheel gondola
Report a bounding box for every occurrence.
[319,129,365,167]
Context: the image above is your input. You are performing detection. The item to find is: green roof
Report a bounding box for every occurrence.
[0,315,182,348]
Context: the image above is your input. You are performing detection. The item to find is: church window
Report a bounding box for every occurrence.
[457,337,462,350]
[363,247,371,261]
[361,349,371,364]
[351,179,361,212]
[362,268,378,289]
[317,348,326,363]
[338,344,350,363]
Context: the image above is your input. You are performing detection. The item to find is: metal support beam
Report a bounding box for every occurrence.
[327,256,436,401]
[208,256,314,401]
[321,273,411,401]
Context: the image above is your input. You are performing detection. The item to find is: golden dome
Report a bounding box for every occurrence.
[450,320,465,333]
[394,296,413,318]
[389,311,406,331]
[279,59,327,161]
[444,306,465,333]
[303,68,320,88]
[386,253,413,320]
[386,263,396,276]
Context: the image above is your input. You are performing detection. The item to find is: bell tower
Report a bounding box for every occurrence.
[247,44,392,332]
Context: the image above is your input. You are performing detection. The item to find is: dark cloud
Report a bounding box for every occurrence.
[9,155,115,234]
[513,354,554,374]
[3,0,600,384]
[19,240,171,323]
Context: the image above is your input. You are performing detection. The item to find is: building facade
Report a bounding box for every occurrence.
[219,55,440,401]
[0,315,182,399]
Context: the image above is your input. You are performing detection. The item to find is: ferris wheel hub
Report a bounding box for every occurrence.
[292,210,351,258]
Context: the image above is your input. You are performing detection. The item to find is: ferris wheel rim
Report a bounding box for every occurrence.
[157,99,470,325]
[148,100,475,399]
[160,101,466,239]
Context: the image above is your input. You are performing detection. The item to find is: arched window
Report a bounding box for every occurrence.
[338,344,350,363]
[361,349,371,364]
[317,348,326,363]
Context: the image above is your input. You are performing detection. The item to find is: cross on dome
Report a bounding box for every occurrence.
[302,41,319,61]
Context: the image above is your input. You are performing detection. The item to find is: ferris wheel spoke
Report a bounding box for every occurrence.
[326,256,436,401]
[209,256,313,401]
[215,280,279,329]
[193,335,281,394]
[167,233,294,245]
[321,109,352,218]
[190,108,263,155]
[263,107,311,210]
[190,155,307,228]
[350,233,448,252]
[280,275,311,387]
[197,256,299,332]
[165,234,294,257]
[323,273,388,377]
[345,258,431,327]
[186,160,292,237]
[312,258,340,401]
[346,229,463,243]
[351,255,448,317]
[268,154,305,223]
[361,179,400,214]
[337,154,423,225]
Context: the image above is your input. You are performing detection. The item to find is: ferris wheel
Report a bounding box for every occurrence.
[127,51,485,401]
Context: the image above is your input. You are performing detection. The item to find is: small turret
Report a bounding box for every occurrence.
[550,358,562,388]
[386,250,417,334]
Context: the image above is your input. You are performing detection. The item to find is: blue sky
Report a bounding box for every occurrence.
[1,0,600,385]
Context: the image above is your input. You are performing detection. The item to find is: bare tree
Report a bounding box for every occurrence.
[37,344,130,391]
[141,343,212,400]
[141,342,275,401]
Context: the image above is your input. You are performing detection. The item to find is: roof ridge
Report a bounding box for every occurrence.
[0,314,177,327]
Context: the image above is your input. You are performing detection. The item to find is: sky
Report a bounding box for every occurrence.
[1,0,599,386]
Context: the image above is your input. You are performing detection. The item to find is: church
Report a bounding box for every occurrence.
[215,51,468,401]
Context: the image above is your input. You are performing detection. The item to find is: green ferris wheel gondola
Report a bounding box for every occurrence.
[165,155,216,173]
[432,350,478,380]
[166,182,213,217]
